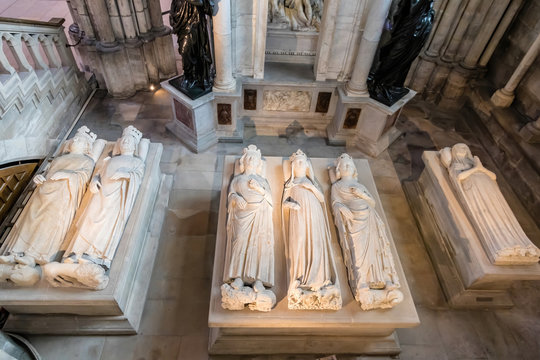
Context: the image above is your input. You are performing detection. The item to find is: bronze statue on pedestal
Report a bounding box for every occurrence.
[170,0,216,99]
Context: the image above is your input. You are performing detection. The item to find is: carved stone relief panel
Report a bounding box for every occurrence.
[243,89,257,110]
[217,103,232,125]
[263,90,311,112]
[174,99,194,130]
[343,108,361,129]
[267,0,324,31]
[315,92,332,113]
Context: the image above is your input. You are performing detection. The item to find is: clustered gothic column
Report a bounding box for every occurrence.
[491,32,540,108]
[345,0,392,97]
[407,0,523,106]
[212,0,236,92]
[66,0,177,97]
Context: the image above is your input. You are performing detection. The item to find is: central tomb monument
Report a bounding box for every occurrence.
[209,147,419,356]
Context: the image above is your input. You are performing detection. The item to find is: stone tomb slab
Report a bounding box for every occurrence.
[404,151,540,308]
[0,143,172,334]
[208,156,419,356]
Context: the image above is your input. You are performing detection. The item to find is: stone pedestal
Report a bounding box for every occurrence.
[404,151,540,309]
[208,156,419,356]
[163,78,217,153]
[0,143,172,334]
[328,87,416,157]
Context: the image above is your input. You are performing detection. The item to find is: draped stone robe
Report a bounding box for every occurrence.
[63,154,145,268]
[283,177,334,292]
[2,153,94,264]
[331,180,399,299]
[449,163,540,262]
[223,174,274,287]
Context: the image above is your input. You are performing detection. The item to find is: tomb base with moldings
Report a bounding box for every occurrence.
[208,156,419,356]
[162,77,217,153]
[0,143,172,334]
[404,151,540,309]
[327,87,416,157]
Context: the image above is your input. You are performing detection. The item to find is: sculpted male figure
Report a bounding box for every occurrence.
[0,127,104,286]
[221,145,276,312]
[330,154,403,310]
[43,126,149,290]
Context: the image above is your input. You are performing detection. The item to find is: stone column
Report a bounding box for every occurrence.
[345,0,392,97]
[425,0,462,58]
[441,0,482,62]
[85,0,120,51]
[491,32,540,108]
[147,0,168,34]
[462,0,511,69]
[213,0,236,91]
[519,117,540,143]
[478,0,523,67]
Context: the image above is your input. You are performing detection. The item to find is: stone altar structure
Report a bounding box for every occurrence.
[163,0,418,156]
[0,130,172,334]
[404,148,540,308]
[221,145,276,312]
[330,154,403,310]
[209,155,419,356]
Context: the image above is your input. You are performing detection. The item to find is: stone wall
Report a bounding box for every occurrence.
[487,0,540,120]
[0,18,90,165]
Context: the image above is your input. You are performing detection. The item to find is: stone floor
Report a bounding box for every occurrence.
[7,88,538,360]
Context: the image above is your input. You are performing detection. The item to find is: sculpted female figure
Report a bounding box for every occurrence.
[330,154,402,310]
[43,126,149,290]
[282,149,341,310]
[0,126,103,286]
[221,145,276,312]
[440,143,540,265]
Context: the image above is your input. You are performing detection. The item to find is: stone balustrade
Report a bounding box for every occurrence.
[0,17,90,165]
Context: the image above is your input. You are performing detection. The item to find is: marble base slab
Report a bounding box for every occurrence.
[0,144,172,334]
[208,156,419,355]
[404,151,540,309]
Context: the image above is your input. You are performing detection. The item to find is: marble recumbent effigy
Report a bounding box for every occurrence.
[0,125,172,334]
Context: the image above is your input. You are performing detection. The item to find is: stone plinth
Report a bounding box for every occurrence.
[404,151,540,309]
[327,87,416,157]
[163,78,217,153]
[0,143,172,334]
[208,156,419,356]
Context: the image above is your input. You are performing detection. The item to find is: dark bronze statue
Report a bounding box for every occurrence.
[170,0,216,99]
[368,0,434,106]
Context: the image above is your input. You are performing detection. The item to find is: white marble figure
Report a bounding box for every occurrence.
[282,149,341,310]
[330,154,403,310]
[0,126,104,286]
[42,126,149,290]
[440,143,540,265]
[268,0,323,31]
[221,145,276,312]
